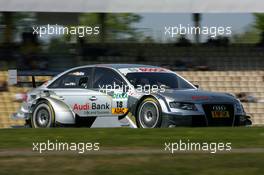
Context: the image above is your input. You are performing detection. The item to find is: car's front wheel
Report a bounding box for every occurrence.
[136,97,162,128]
[31,100,55,128]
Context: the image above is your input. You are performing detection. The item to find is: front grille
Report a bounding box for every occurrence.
[203,104,234,126]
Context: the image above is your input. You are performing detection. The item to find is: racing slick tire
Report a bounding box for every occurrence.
[136,97,162,128]
[31,100,55,128]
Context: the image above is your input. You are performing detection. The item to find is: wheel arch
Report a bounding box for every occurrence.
[31,97,75,124]
[132,94,170,117]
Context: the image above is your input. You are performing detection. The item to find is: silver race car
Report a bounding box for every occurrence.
[11,64,251,128]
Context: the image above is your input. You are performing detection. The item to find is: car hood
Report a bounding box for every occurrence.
[157,89,236,103]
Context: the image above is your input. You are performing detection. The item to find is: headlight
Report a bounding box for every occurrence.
[169,102,197,111]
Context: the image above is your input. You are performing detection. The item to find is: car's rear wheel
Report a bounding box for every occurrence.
[136,97,162,128]
[31,100,55,128]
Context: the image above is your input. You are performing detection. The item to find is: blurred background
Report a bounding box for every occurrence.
[0,12,264,128]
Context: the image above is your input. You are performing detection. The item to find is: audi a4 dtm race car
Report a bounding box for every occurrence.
[11,64,251,128]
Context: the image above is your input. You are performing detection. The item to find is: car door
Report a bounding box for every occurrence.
[48,67,111,117]
[92,67,129,116]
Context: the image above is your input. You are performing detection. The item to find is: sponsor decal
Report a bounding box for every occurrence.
[112,93,128,99]
[70,71,85,76]
[138,67,167,72]
[73,103,90,111]
[91,102,110,110]
[86,110,110,115]
[118,67,168,75]
[73,103,110,111]
[112,108,128,114]
[127,90,134,95]
[192,96,209,100]
[65,82,76,86]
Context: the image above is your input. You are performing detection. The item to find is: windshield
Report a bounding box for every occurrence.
[125,72,195,89]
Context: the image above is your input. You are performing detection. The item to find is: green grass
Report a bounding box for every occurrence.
[0,127,264,175]
[0,127,263,149]
[0,154,263,175]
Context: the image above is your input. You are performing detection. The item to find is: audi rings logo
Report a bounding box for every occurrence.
[212,105,226,111]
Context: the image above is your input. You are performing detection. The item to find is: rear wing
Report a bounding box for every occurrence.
[8,70,62,88]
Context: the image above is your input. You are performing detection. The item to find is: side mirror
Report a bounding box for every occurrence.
[194,84,199,88]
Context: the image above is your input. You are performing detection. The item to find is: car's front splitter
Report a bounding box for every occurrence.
[161,113,251,127]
